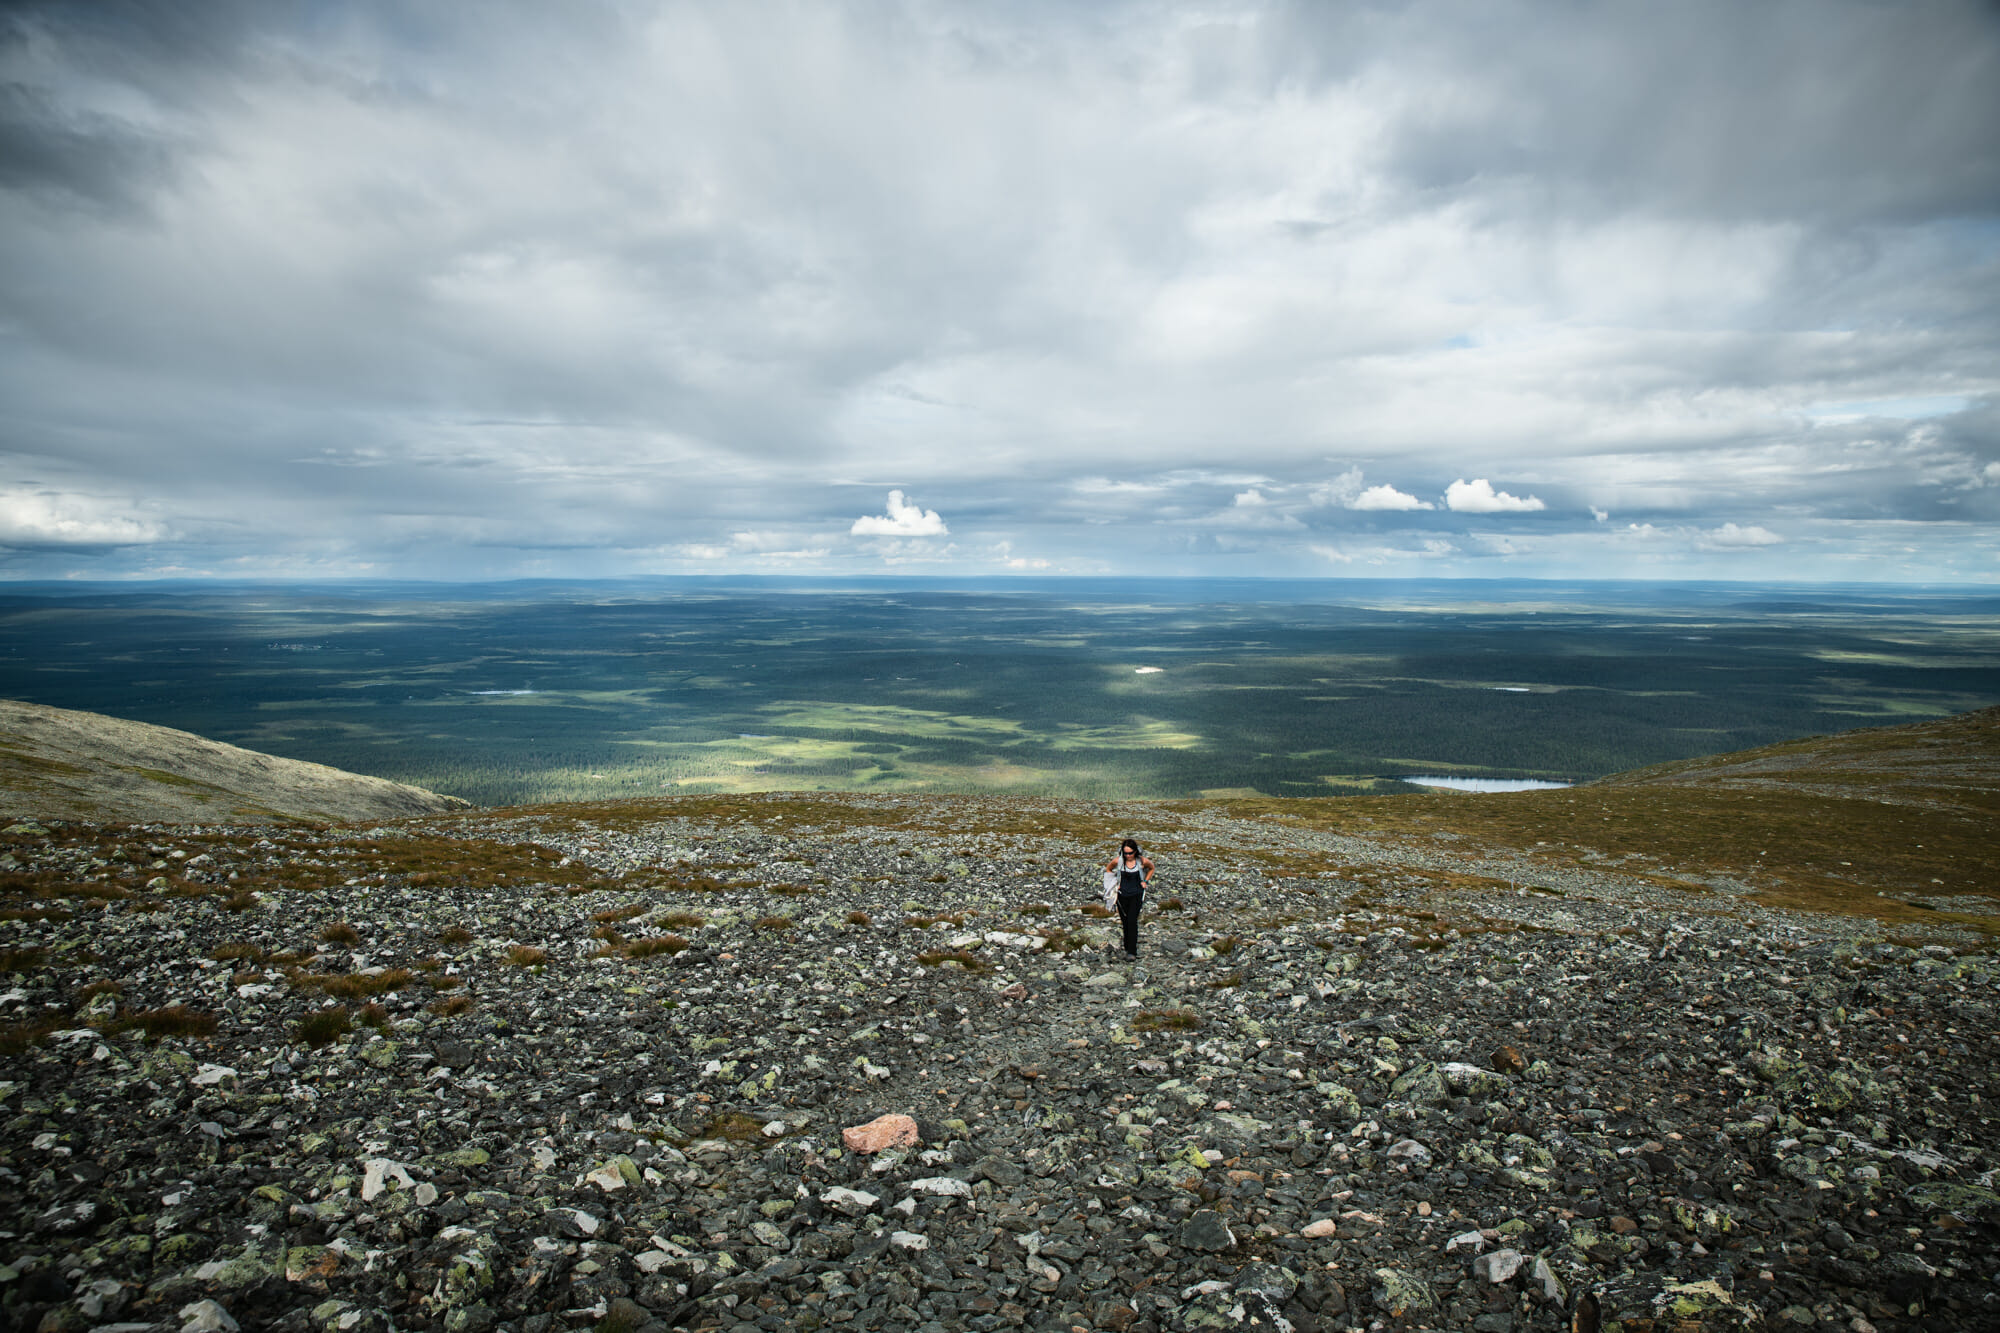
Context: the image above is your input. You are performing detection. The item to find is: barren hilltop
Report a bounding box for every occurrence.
[0,707,1995,1333]
[0,700,469,825]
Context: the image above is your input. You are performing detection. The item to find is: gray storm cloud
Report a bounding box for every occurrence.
[0,0,1995,581]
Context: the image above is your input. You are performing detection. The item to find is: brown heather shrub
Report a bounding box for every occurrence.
[1209,934,1241,955]
[845,910,872,927]
[220,891,259,913]
[77,979,125,1000]
[423,973,463,992]
[1132,1008,1202,1032]
[436,925,475,946]
[208,942,265,963]
[358,1002,391,1029]
[114,1005,220,1040]
[625,935,689,958]
[321,921,361,945]
[1208,971,1244,990]
[1016,903,1053,916]
[915,948,989,973]
[1080,903,1114,919]
[293,968,415,999]
[655,910,706,929]
[591,903,647,924]
[753,916,794,934]
[0,946,50,971]
[429,993,474,1017]
[1157,896,1186,912]
[769,884,814,897]
[0,1016,66,1055]
[296,1006,351,1047]
[0,906,69,922]
[505,945,549,967]
[49,882,132,902]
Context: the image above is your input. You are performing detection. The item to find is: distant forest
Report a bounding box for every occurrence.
[3,578,1997,806]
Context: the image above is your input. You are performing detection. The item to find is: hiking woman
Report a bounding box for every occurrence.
[1104,837,1155,960]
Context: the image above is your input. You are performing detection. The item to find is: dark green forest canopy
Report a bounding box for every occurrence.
[2,578,1996,806]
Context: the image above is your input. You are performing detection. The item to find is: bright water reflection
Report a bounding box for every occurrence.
[1402,776,1572,793]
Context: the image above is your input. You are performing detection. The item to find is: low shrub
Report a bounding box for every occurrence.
[429,993,474,1017]
[590,903,646,924]
[1132,1008,1202,1032]
[116,1005,220,1040]
[625,934,690,958]
[505,945,548,967]
[321,922,361,946]
[296,1007,351,1047]
[753,916,794,933]
[292,968,415,999]
[845,910,873,927]
[916,948,989,973]
[0,1016,66,1055]
[436,925,475,945]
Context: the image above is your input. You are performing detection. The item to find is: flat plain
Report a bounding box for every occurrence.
[3,578,1998,807]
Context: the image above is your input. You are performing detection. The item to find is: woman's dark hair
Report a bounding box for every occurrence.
[1121,838,1140,856]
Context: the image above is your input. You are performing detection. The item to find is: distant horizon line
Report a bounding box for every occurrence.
[3,572,2000,596]
[2,572,1998,592]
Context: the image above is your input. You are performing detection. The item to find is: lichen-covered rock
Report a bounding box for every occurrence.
[0,798,1988,1333]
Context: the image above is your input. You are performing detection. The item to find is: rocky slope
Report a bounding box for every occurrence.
[0,701,469,826]
[0,785,1994,1333]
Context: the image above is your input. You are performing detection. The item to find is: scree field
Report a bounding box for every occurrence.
[2,578,1997,806]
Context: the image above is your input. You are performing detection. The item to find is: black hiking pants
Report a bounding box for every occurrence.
[1117,889,1144,957]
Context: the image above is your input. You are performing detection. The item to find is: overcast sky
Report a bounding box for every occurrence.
[2,0,1997,583]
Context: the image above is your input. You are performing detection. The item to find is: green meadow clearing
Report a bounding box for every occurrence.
[3,578,1997,806]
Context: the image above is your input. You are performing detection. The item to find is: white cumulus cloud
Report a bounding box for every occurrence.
[1700,522,1784,549]
[1351,484,1434,511]
[0,491,163,547]
[1445,479,1546,513]
[850,490,948,537]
